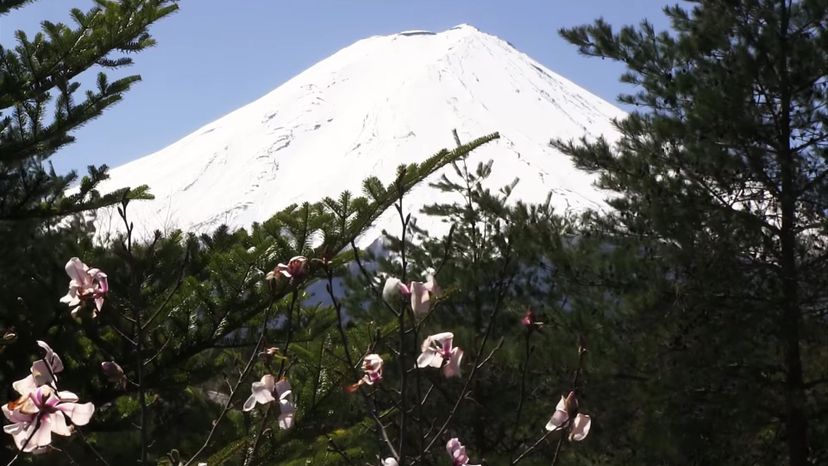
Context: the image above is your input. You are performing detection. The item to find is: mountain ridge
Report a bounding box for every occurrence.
[94,24,624,245]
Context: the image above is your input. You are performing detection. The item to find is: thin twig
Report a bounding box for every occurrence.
[77,429,112,466]
[326,434,357,465]
[417,253,514,458]
[142,249,189,331]
[182,294,277,466]
[510,431,554,465]
[277,289,299,378]
[512,341,588,465]
[326,266,355,368]
[243,404,272,466]
[511,331,533,448]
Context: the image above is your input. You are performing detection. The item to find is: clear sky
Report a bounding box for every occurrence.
[0,1,676,174]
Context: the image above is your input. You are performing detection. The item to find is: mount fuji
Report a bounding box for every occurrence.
[95,24,625,245]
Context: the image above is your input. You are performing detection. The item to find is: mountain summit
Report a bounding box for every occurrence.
[96,24,625,244]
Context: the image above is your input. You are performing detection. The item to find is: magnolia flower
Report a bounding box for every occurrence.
[257,346,281,361]
[274,378,296,430]
[2,386,94,452]
[446,438,480,466]
[520,309,543,330]
[101,361,127,390]
[13,341,64,394]
[59,257,109,317]
[416,332,463,378]
[545,391,592,441]
[382,275,440,315]
[346,354,384,392]
[361,354,383,384]
[242,375,295,430]
[381,277,404,303]
[266,256,308,282]
[382,458,398,466]
[243,374,276,411]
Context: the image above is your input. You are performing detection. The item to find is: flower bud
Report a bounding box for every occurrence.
[101,361,126,389]
[520,309,543,330]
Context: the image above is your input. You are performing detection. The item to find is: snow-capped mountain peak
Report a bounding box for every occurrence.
[96,25,624,245]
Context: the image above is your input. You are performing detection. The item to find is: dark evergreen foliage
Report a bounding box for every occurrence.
[554,1,828,464]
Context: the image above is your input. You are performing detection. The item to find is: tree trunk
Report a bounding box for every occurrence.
[777,3,808,463]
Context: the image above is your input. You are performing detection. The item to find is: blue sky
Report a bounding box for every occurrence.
[0,1,675,174]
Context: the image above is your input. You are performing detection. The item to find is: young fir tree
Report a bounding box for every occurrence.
[325,143,601,466]
[555,1,827,464]
[0,1,178,462]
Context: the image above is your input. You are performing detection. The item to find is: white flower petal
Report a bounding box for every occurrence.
[57,401,94,426]
[36,341,64,374]
[545,410,569,431]
[242,394,258,412]
[274,378,291,397]
[251,382,276,405]
[64,258,88,284]
[12,375,38,397]
[409,281,431,315]
[416,350,440,368]
[442,347,463,378]
[555,395,566,413]
[50,412,72,436]
[569,414,591,441]
[56,391,79,403]
[278,409,295,430]
[28,415,53,451]
[5,421,35,451]
[382,277,402,303]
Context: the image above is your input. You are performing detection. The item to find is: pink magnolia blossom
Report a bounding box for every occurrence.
[520,309,543,330]
[13,341,64,395]
[360,353,383,384]
[446,438,480,466]
[266,256,308,282]
[242,375,296,430]
[382,275,440,315]
[59,257,109,317]
[101,361,127,390]
[381,277,404,303]
[257,346,281,361]
[346,354,384,392]
[545,391,592,441]
[2,386,94,452]
[243,374,276,411]
[416,332,464,378]
[274,378,296,430]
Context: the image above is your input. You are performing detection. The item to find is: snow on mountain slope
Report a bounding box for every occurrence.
[95,24,625,246]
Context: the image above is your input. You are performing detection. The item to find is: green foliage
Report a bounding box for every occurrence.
[554,1,828,465]
[0,0,177,222]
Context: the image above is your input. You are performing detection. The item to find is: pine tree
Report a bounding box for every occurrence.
[0,1,177,462]
[0,0,180,221]
[555,1,828,464]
